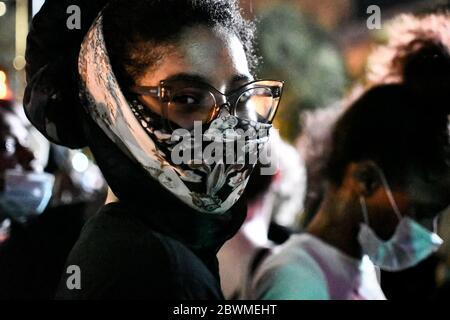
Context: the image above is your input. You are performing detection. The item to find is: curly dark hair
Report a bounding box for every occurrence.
[328,27,450,187]
[326,84,449,188]
[102,0,257,89]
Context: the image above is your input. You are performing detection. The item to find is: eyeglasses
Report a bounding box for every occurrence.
[130,79,284,130]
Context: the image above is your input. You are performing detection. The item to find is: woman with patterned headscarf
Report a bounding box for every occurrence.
[25,0,284,299]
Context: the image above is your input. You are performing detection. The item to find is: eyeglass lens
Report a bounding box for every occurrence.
[166,81,281,129]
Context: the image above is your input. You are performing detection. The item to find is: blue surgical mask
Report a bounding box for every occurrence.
[0,169,55,223]
[357,168,443,272]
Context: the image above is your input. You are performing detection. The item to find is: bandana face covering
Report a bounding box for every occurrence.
[78,16,271,214]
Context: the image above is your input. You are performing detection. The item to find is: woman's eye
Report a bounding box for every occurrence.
[173,95,199,105]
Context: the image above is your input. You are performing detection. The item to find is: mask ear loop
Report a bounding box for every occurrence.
[375,168,403,221]
[433,216,440,234]
[359,196,370,225]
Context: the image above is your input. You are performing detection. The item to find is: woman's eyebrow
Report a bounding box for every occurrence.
[230,74,252,85]
[163,73,254,94]
[164,73,253,86]
[164,73,210,84]
[226,74,254,94]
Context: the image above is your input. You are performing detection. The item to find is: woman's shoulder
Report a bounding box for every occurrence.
[55,203,222,299]
[69,202,169,257]
[74,203,212,270]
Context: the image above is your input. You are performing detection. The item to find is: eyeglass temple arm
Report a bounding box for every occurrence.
[130,86,160,97]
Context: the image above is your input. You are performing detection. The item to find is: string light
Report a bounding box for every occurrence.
[0,71,8,100]
[0,2,7,17]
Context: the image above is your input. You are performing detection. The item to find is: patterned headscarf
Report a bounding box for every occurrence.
[79,15,271,214]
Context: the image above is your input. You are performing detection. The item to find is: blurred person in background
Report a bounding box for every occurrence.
[218,131,306,299]
[295,5,450,300]
[296,103,346,229]
[0,61,103,300]
[0,106,88,299]
[248,39,450,298]
[0,108,38,229]
[45,145,107,217]
[364,7,450,300]
[25,0,284,299]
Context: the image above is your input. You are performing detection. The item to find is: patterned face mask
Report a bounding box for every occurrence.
[78,15,272,214]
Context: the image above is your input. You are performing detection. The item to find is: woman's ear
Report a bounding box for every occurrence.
[350,161,382,197]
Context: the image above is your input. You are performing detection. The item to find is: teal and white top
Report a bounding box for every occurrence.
[249,233,386,300]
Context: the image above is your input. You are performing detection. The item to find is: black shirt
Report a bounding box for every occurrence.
[0,203,86,299]
[56,203,224,299]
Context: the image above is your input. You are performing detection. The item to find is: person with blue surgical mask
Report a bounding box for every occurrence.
[0,107,88,299]
[249,41,450,300]
[0,108,54,225]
